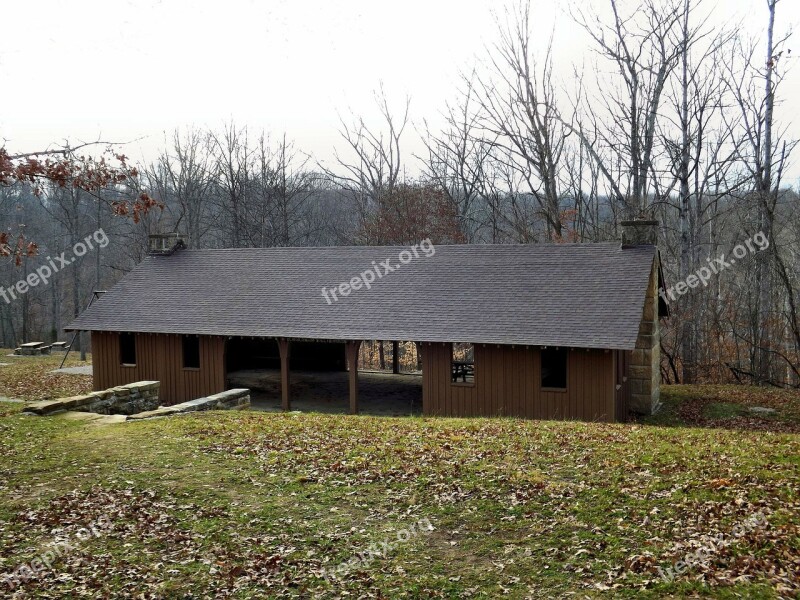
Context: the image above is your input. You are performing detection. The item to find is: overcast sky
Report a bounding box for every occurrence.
[1,0,798,183]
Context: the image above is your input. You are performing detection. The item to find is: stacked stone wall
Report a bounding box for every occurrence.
[629,264,661,415]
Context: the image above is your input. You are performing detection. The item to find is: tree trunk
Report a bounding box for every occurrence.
[678,0,695,383]
[756,0,777,384]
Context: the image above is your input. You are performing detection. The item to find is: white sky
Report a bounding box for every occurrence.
[1,0,798,183]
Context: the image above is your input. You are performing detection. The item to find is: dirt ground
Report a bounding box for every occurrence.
[227,369,422,416]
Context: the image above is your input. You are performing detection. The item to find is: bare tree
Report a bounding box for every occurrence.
[476,4,569,240]
[321,86,409,241]
[255,133,316,247]
[723,0,795,383]
[420,72,502,242]
[658,0,739,382]
[209,123,255,248]
[163,128,215,246]
[572,0,686,217]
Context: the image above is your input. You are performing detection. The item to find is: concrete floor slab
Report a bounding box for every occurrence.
[228,369,422,416]
[50,365,93,375]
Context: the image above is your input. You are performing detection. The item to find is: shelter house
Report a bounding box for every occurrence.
[67,221,668,422]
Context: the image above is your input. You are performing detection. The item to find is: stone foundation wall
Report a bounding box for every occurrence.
[127,389,250,420]
[629,262,661,415]
[24,384,251,421]
[25,381,160,416]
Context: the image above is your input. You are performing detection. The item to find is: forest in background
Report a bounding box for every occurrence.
[1,0,797,387]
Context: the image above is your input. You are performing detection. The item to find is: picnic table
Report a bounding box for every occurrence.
[451,361,475,383]
[15,342,51,356]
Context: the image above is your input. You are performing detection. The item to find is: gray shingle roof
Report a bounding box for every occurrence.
[67,243,657,350]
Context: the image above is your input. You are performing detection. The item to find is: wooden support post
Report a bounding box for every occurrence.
[345,341,362,414]
[278,339,291,411]
[392,340,400,374]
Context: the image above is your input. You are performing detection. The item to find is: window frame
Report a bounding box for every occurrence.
[119,332,137,367]
[182,335,201,370]
[450,342,476,387]
[540,347,568,392]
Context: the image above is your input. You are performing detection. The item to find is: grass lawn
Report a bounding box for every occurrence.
[0,353,797,598]
[0,351,93,402]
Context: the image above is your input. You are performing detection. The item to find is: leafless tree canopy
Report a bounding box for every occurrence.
[0,0,797,386]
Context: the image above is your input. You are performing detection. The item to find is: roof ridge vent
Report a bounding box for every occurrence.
[148,233,188,256]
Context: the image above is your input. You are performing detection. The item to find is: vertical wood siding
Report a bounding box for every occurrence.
[423,344,616,422]
[91,332,226,405]
[614,349,632,421]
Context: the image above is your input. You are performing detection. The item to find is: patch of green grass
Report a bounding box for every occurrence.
[703,401,747,419]
[0,383,797,598]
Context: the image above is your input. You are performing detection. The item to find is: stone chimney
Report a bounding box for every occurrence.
[621,220,658,248]
[148,233,188,255]
[619,219,662,416]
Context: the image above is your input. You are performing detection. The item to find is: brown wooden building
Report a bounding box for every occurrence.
[69,222,668,422]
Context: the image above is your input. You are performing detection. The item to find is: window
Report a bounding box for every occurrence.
[183,335,200,369]
[451,342,475,384]
[541,347,567,390]
[119,333,136,366]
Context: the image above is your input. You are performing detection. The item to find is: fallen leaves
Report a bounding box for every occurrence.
[0,353,92,402]
[0,383,797,598]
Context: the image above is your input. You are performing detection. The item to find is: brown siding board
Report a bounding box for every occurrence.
[591,355,599,420]
[105,336,621,421]
[491,348,498,416]
[441,345,448,417]
[583,352,591,420]
[509,349,517,417]
[431,345,439,415]
[432,347,438,416]
[582,352,589,419]
[91,332,227,405]
[587,353,594,420]
[426,344,436,416]
[492,348,499,416]
[477,345,485,416]
[422,345,429,415]
[525,348,534,419]
[601,358,607,421]
[592,354,608,419]
[591,353,607,420]
[591,354,598,420]
[570,352,577,420]
[514,348,522,416]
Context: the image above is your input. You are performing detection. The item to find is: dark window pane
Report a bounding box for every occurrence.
[183,336,200,369]
[120,333,136,365]
[451,342,475,384]
[541,348,567,389]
